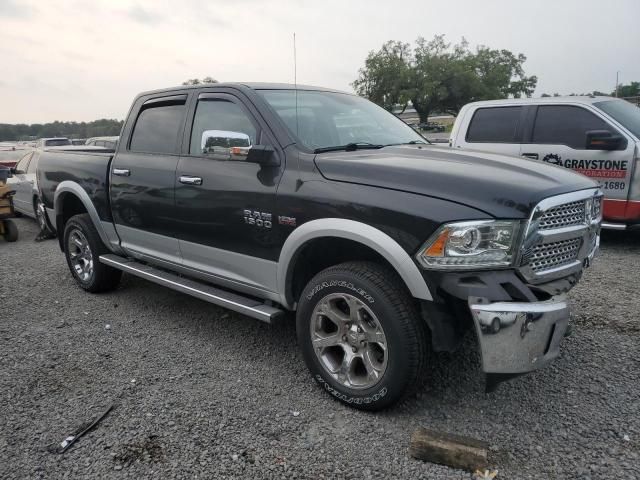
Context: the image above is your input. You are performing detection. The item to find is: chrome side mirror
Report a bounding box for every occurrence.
[201,130,251,156]
[200,130,278,166]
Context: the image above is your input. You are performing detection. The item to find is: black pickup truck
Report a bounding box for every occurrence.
[37,83,602,410]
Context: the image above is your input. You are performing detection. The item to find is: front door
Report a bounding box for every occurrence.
[10,151,34,215]
[173,91,283,292]
[110,94,188,264]
[519,104,634,213]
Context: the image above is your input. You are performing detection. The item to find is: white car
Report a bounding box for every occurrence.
[449,96,640,230]
[85,136,119,149]
[7,150,49,231]
[36,137,72,148]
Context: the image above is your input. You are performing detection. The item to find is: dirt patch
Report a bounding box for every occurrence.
[114,435,165,466]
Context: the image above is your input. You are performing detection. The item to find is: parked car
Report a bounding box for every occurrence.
[36,137,72,148]
[418,121,445,132]
[37,83,601,410]
[6,150,50,232]
[85,136,119,149]
[449,96,640,230]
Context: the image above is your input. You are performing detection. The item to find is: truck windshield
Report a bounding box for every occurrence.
[258,90,426,152]
[594,100,640,140]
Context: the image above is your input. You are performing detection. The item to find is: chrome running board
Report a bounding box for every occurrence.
[99,254,283,323]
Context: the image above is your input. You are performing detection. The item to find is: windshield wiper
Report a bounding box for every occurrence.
[314,142,385,153]
[385,139,432,146]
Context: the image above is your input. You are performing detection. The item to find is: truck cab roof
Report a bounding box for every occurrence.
[136,82,349,98]
[463,96,615,108]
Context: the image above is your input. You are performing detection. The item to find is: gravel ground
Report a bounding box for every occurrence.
[1,218,639,479]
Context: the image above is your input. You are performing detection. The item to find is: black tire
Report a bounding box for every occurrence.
[297,261,428,411]
[3,220,18,242]
[63,213,122,293]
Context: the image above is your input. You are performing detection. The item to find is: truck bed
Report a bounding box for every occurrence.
[38,150,114,222]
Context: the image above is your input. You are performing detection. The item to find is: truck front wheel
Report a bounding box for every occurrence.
[63,214,122,293]
[297,261,428,410]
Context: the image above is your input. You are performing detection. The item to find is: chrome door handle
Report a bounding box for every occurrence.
[179,176,203,186]
[112,168,131,177]
[521,153,539,160]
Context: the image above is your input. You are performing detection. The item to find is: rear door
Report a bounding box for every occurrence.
[520,104,634,207]
[453,105,525,156]
[110,94,188,264]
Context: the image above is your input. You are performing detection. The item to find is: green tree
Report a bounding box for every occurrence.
[614,81,640,98]
[353,36,537,122]
[0,119,123,142]
[182,77,219,85]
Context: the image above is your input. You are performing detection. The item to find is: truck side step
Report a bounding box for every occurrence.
[99,254,283,323]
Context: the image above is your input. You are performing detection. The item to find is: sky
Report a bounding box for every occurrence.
[1,0,639,124]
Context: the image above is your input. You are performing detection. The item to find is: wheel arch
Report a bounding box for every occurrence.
[53,181,121,253]
[277,218,433,309]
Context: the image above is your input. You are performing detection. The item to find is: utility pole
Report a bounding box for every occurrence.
[615,71,620,98]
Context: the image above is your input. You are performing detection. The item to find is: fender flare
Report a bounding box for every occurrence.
[54,181,122,253]
[277,218,433,308]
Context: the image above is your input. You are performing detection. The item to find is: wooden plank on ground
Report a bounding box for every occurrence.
[409,427,489,472]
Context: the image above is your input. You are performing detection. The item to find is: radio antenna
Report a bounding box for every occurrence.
[293,32,299,137]
[293,33,297,87]
[292,32,303,188]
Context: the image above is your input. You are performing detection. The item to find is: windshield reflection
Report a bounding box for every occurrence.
[259,90,426,151]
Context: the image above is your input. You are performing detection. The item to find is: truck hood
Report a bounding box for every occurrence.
[314,146,598,218]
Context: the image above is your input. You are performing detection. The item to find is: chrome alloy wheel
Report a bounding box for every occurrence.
[310,293,388,390]
[67,229,94,282]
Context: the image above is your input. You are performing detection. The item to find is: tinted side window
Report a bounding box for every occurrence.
[532,105,610,149]
[189,99,257,155]
[466,107,521,143]
[16,153,33,172]
[130,102,186,154]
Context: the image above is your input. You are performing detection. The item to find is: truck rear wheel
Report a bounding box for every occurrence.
[297,261,428,410]
[63,214,121,293]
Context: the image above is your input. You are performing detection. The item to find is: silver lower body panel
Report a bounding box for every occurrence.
[601,222,627,230]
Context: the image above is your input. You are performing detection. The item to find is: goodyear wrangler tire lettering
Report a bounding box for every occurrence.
[296,261,428,411]
[315,375,388,404]
[306,280,374,303]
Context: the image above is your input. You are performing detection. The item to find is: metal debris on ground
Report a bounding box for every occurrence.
[51,404,114,454]
[473,469,498,479]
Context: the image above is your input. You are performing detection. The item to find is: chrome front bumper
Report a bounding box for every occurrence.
[469,296,570,374]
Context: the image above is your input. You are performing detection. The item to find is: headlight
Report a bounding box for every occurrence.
[591,195,602,221]
[416,220,521,269]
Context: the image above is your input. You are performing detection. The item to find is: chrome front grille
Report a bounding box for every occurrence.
[519,189,602,284]
[538,200,586,230]
[530,238,582,272]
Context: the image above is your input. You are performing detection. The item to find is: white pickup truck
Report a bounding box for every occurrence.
[449,96,640,230]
